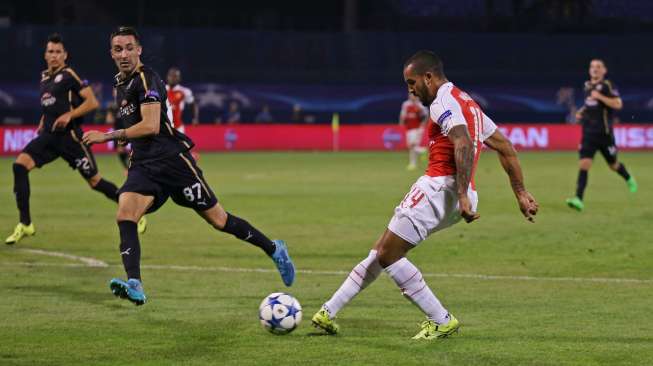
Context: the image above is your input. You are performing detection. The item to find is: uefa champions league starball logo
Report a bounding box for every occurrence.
[224,129,238,150]
[382,128,402,150]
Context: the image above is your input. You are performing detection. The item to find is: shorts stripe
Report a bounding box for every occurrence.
[178,153,212,199]
[69,130,96,170]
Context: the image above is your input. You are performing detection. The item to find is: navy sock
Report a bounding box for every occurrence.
[118,151,129,169]
[118,220,141,280]
[13,163,31,225]
[93,178,119,202]
[575,169,588,200]
[221,213,276,256]
[616,163,631,181]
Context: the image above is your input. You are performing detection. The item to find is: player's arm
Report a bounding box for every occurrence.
[590,90,623,110]
[52,86,99,131]
[483,129,539,222]
[83,103,161,144]
[447,124,479,223]
[191,101,199,125]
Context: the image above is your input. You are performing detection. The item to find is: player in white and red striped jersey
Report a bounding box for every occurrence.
[399,93,428,170]
[312,50,539,340]
[166,67,199,134]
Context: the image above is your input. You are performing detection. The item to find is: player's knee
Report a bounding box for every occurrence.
[376,247,402,268]
[86,174,101,187]
[15,154,35,171]
[116,206,140,223]
[609,162,620,171]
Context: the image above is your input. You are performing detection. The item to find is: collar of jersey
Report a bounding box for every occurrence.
[115,64,144,86]
[42,65,67,78]
[434,81,454,102]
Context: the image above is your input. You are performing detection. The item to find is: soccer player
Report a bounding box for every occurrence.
[83,27,295,306]
[311,50,539,339]
[399,93,428,170]
[166,67,199,133]
[566,59,637,211]
[4,34,141,245]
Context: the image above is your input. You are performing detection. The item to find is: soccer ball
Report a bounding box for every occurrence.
[258,292,302,335]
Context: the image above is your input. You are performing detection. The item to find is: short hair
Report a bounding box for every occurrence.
[46,33,65,49]
[110,26,141,44]
[404,50,444,77]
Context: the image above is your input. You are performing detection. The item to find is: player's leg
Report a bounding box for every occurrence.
[6,133,58,244]
[601,144,637,193]
[195,202,295,287]
[312,237,384,334]
[6,153,38,244]
[166,151,295,286]
[567,139,596,211]
[406,130,418,170]
[108,165,165,306]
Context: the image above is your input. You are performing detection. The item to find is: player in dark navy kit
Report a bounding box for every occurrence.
[4,34,143,245]
[566,59,637,211]
[83,27,295,305]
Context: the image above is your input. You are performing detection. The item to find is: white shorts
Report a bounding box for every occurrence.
[176,125,186,134]
[405,128,423,146]
[388,175,478,245]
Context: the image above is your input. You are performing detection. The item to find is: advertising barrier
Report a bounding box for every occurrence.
[1,124,652,156]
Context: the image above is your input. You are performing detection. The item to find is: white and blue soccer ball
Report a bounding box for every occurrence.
[259,292,302,335]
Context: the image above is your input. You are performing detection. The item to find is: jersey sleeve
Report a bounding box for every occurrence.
[480,112,498,142]
[137,70,164,104]
[182,86,195,104]
[65,69,89,94]
[429,94,466,136]
[604,81,620,98]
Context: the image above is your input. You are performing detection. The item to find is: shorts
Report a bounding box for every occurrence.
[388,175,478,245]
[119,151,218,214]
[22,129,98,179]
[406,128,423,146]
[579,135,617,164]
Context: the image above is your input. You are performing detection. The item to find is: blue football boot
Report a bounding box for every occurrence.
[109,278,147,306]
[271,240,295,287]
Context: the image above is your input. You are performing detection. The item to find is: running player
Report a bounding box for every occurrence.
[399,93,428,170]
[5,34,143,245]
[566,59,637,211]
[166,67,199,133]
[311,50,539,339]
[83,27,295,305]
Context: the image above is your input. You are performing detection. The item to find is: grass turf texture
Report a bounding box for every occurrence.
[0,151,651,366]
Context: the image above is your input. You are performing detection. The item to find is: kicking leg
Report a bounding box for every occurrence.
[197,203,295,286]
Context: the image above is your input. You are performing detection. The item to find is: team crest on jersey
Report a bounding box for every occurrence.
[595,84,603,91]
[41,92,56,107]
[121,99,128,106]
[54,74,63,83]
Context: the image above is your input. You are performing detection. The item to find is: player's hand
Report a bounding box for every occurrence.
[590,90,603,100]
[516,190,539,222]
[575,110,583,122]
[458,194,480,223]
[52,112,72,131]
[82,130,108,145]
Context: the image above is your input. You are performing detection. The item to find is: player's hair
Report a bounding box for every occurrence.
[590,58,606,67]
[404,50,444,77]
[110,26,141,44]
[46,33,65,49]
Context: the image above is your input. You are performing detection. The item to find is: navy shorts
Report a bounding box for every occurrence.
[579,135,618,164]
[23,129,99,179]
[118,151,218,214]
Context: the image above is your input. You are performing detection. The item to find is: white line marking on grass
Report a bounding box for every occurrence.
[17,249,108,268]
[1,261,652,285]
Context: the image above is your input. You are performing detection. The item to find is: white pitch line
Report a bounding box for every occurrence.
[17,248,108,268]
[1,261,652,285]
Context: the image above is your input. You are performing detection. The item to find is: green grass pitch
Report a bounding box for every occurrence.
[0,151,651,365]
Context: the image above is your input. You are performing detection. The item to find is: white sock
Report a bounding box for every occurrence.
[409,148,417,166]
[385,257,449,324]
[324,250,382,318]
